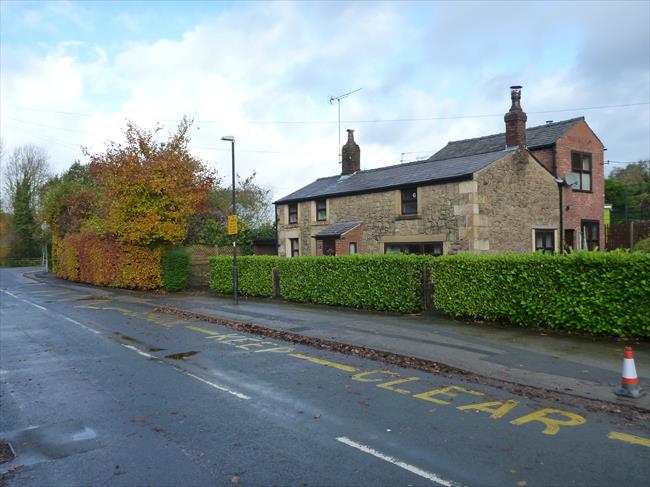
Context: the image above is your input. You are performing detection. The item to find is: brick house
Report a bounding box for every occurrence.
[274,87,602,256]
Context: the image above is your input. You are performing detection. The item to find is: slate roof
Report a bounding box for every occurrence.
[275,149,514,204]
[429,117,584,161]
[314,221,362,239]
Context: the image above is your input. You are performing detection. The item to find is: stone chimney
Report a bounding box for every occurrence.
[504,85,527,149]
[341,129,360,175]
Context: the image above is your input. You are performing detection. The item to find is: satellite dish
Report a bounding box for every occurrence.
[564,173,580,188]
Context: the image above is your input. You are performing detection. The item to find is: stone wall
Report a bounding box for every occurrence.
[277,152,561,256]
[277,179,471,256]
[476,151,559,253]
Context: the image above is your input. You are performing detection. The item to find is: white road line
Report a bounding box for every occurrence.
[21,298,47,311]
[336,437,464,487]
[63,316,101,335]
[122,344,155,359]
[181,371,251,400]
[3,290,19,299]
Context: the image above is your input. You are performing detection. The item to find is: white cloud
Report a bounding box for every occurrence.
[1,0,648,198]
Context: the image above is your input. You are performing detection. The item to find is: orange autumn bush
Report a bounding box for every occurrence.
[50,118,211,289]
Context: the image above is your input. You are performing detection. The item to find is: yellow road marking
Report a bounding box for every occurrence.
[608,432,650,447]
[510,408,586,435]
[288,353,359,372]
[187,325,218,335]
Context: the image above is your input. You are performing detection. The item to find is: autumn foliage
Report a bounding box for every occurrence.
[49,118,212,289]
[89,119,213,246]
[53,231,162,289]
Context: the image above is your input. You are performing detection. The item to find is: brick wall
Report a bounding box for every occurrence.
[556,121,605,249]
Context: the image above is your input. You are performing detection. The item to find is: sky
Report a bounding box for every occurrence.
[1,0,649,201]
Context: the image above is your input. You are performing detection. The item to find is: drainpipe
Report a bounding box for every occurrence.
[552,145,564,253]
[274,204,279,255]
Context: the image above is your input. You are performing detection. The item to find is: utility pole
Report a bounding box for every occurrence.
[329,88,362,162]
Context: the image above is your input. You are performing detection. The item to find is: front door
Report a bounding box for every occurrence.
[564,229,575,251]
[322,239,336,256]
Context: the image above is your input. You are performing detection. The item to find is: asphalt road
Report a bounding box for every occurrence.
[1,267,649,487]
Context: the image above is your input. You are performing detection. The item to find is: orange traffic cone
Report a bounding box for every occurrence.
[614,346,645,398]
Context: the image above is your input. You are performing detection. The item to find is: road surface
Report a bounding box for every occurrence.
[1,267,648,486]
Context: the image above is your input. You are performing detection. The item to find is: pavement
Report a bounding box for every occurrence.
[36,268,650,411]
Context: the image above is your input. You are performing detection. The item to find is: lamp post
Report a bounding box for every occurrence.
[221,135,238,305]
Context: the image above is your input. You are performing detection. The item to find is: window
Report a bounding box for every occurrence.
[401,188,418,215]
[316,200,327,221]
[288,204,298,224]
[384,242,443,256]
[570,152,592,192]
[349,242,357,254]
[534,230,555,253]
[581,221,599,251]
[289,238,299,257]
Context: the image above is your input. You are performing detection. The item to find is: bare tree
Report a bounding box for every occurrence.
[2,144,51,211]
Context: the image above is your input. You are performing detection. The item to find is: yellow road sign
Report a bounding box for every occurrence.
[227,215,238,235]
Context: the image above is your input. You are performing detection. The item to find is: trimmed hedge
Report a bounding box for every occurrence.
[210,255,425,312]
[53,230,162,290]
[210,255,282,296]
[278,255,425,312]
[208,252,650,337]
[428,251,650,337]
[162,247,190,291]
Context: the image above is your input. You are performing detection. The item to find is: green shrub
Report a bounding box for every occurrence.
[162,247,190,291]
[278,255,426,312]
[209,255,282,296]
[633,237,650,252]
[428,251,650,337]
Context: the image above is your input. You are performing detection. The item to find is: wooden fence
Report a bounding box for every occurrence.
[605,221,650,250]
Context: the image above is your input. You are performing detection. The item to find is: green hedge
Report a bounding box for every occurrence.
[162,247,190,291]
[278,255,425,312]
[209,255,282,296]
[428,251,650,337]
[208,252,650,337]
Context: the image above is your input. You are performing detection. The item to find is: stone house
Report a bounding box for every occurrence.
[432,91,605,250]
[274,86,604,256]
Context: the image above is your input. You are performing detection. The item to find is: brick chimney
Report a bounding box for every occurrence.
[504,85,527,149]
[341,129,360,175]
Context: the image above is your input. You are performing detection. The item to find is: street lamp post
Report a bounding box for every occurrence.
[221,135,238,305]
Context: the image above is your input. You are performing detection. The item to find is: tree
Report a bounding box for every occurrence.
[185,172,274,252]
[605,160,650,222]
[9,177,40,259]
[2,145,50,211]
[210,172,274,228]
[41,162,95,237]
[88,118,215,246]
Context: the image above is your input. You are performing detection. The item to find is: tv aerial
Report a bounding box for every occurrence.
[330,88,362,163]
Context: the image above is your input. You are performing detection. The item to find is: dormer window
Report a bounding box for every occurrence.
[401,188,418,215]
[316,199,327,221]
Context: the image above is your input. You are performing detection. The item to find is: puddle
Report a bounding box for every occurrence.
[74,295,110,301]
[164,351,199,360]
[4,420,100,465]
[148,347,166,353]
[114,332,144,344]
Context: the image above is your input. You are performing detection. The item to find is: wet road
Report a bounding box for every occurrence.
[1,268,649,486]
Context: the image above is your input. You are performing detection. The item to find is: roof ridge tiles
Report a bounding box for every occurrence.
[446,117,584,145]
